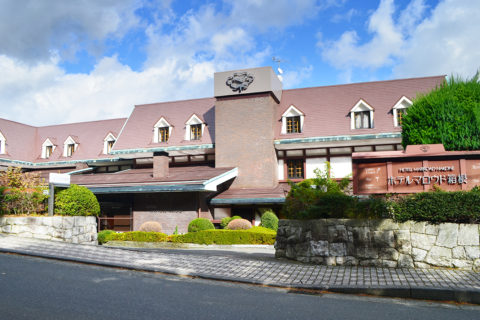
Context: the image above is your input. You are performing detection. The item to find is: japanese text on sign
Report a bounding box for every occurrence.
[388,174,467,186]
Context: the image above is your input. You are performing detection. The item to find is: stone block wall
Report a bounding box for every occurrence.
[275,219,480,271]
[0,216,97,244]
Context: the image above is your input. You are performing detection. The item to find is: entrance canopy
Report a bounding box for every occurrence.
[71,166,238,194]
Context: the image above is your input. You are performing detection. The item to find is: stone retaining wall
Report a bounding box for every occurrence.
[275,219,480,271]
[0,216,97,244]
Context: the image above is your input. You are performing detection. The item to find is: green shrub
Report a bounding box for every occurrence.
[170,228,275,245]
[188,218,215,232]
[282,162,351,219]
[97,230,115,244]
[220,215,241,228]
[139,221,162,233]
[260,210,279,231]
[393,191,480,223]
[108,231,168,242]
[226,218,252,230]
[55,184,100,216]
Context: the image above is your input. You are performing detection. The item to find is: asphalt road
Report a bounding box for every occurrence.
[0,253,479,320]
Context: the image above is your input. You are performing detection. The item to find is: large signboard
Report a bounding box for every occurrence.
[353,145,480,194]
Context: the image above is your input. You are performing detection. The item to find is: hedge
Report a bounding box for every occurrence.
[169,227,276,245]
[98,231,168,244]
[285,193,390,220]
[393,190,480,223]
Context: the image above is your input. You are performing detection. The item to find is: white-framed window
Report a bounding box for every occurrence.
[281,105,305,134]
[103,133,116,154]
[393,96,412,127]
[0,131,5,154]
[350,99,374,129]
[153,117,172,143]
[185,114,205,141]
[41,138,56,159]
[63,136,78,157]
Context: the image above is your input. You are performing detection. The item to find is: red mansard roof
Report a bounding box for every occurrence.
[275,75,445,140]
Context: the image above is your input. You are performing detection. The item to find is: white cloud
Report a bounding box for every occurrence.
[0,0,325,126]
[394,0,480,78]
[0,0,141,63]
[319,0,480,81]
[331,8,359,23]
[319,0,403,76]
[227,0,322,31]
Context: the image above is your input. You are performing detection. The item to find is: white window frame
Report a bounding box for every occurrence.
[0,131,5,154]
[103,133,117,154]
[63,136,78,157]
[41,138,56,159]
[153,117,172,143]
[185,114,205,141]
[281,105,305,134]
[393,96,412,127]
[350,99,374,129]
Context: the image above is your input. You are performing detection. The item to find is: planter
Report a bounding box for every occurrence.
[0,216,97,244]
[275,219,480,271]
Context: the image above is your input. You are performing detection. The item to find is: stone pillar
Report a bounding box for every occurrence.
[153,152,169,178]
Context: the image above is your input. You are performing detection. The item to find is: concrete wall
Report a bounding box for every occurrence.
[215,93,278,188]
[0,216,97,244]
[275,219,480,271]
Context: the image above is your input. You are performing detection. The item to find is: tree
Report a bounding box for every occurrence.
[401,73,480,151]
[0,167,47,215]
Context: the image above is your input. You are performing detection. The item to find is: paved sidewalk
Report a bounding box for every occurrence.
[1,234,480,304]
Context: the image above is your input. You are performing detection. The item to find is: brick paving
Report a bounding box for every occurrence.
[1,234,479,303]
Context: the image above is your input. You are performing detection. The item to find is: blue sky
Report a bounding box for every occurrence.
[0,0,478,126]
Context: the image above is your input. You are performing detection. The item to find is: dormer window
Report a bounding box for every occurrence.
[185,114,205,141]
[41,138,56,159]
[190,124,202,140]
[63,136,78,157]
[153,117,172,143]
[281,105,304,134]
[287,116,301,133]
[393,96,412,127]
[159,127,169,142]
[45,146,53,158]
[103,133,116,154]
[0,131,5,154]
[66,144,75,157]
[350,99,374,129]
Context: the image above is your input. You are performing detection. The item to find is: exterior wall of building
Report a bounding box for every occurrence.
[215,93,278,188]
[132,192,211,234]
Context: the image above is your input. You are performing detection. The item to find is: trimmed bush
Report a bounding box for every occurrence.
[139,221,162,233]
[170,228,276,245]
[393,190,480,223]
[188,218,215,233]
[226,218,252,230]
[97,230,115,244]
[55,184,100,216]
[108,231,168,242]
[260,210,279,231]
[220,215,241,228]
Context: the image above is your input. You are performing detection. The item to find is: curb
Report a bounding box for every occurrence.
[1,246,479,305]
